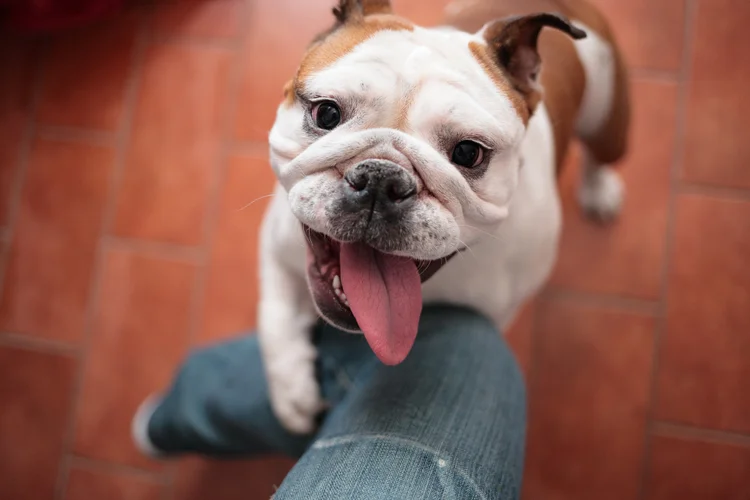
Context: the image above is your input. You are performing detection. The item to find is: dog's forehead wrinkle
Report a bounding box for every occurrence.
[305,28,523,142]
[316,28,478,88]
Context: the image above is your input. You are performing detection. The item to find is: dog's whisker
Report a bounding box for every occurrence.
[236,193,275,212]
[456,224,502,242]
[456,238,478,262]
[302,226,315,248]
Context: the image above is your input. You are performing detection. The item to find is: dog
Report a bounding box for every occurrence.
[258,0,630,434]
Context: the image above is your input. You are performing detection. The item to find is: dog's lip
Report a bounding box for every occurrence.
[303,225,460,283]
[302,224,461,332]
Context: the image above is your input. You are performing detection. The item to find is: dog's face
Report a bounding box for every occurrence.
[268,0,584,364]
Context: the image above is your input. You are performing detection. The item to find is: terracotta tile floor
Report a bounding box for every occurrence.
[1,1,749,499]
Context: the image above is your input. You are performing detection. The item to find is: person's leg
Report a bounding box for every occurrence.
[275,305,526,500]
[132,335,313,458]
[132,304,526,498]
[131,324,373,459]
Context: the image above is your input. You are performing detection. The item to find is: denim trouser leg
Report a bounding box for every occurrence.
[142,305,526,499]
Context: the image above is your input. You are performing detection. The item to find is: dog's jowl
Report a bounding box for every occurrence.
[258,0,630,434]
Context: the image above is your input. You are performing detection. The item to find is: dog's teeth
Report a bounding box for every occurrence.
[340,292,348,302]
[333,274,341,290]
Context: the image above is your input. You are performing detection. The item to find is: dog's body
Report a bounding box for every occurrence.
[258,0,630,433]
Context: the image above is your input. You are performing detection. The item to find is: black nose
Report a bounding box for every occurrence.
[342,160,416,218]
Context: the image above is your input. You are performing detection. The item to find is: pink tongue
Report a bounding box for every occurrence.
[339,242,422,365]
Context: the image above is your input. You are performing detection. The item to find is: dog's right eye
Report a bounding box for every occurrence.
[451,140,485,168]
[312,101,341,130]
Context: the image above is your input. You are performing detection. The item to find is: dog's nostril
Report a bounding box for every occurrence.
[344,170,369,192]
[342,160,416,213]
[386,181,416,202]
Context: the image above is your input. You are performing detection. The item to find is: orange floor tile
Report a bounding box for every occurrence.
[1,1,748,499]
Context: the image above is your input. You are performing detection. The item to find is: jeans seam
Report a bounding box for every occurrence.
[312,433,489,500]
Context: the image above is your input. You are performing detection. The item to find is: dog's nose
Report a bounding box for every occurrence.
[342,160,416,218]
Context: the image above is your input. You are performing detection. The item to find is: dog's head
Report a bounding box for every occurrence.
[268,0,585,364]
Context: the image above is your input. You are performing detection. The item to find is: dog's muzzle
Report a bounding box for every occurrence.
[341,160,416,221]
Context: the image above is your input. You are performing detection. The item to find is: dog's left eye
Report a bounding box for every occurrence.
[312,101,341,130]
[451,140,485,168]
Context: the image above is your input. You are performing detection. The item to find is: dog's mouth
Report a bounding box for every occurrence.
[304,225,457,365]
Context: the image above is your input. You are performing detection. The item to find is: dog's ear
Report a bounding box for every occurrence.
[333,0,393,23]
[483,13,586,97]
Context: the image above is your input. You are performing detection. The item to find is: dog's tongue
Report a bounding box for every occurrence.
[339,242,422,365]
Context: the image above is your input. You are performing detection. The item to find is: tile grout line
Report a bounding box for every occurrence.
[101,235,204,264]
[151,33,238,51]
[0,41,79,360]
[35,125,118,146]
[160,1,254,496]
[540,288,660,316]
[636,1,700,499]
[68,454,169,484]
[0,40,45,321]
[146,8,187,492]
[228,140,270,158]
[679,182,750,202]
[53,11,151,500]
[629,67,681,84]
[0,332,80,357]
[185,0,253,356]
[652,421,750,447]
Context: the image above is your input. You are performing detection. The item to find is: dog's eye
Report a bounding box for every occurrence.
[312,101,341,130]
[451,140,484,168]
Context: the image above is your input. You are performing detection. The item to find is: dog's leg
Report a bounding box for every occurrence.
[572,19,630,222]
[577,149,624,221]
[258,198,324,434]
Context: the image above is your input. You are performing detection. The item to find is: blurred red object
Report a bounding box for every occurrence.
[1,0,126,33]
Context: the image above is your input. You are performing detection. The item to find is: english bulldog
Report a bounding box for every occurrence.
[259,0,630,433]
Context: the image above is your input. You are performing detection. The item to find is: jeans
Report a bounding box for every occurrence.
[134,305,526,499]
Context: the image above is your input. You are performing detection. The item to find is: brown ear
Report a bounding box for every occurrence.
[484,13,586,107]
[333,0,393,23]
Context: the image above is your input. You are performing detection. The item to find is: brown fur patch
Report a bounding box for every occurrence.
[282,79,295,107]
[293,15,413,98]
[538,30,586,168]
[361,0,393,16]
[393,79,426,131]
[468,41,530,123]
[334,0,394,23]
[447,0,630,169]
[553,0,630,163]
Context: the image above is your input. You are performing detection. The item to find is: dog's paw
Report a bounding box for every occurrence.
[266,352,325,434]
[578,166,624,222]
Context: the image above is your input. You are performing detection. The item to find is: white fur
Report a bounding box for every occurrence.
[573,22,615,138]
[573,21,625,219]
[257,185,324,434]
[259,22,616,433]
[578,154,624,220]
